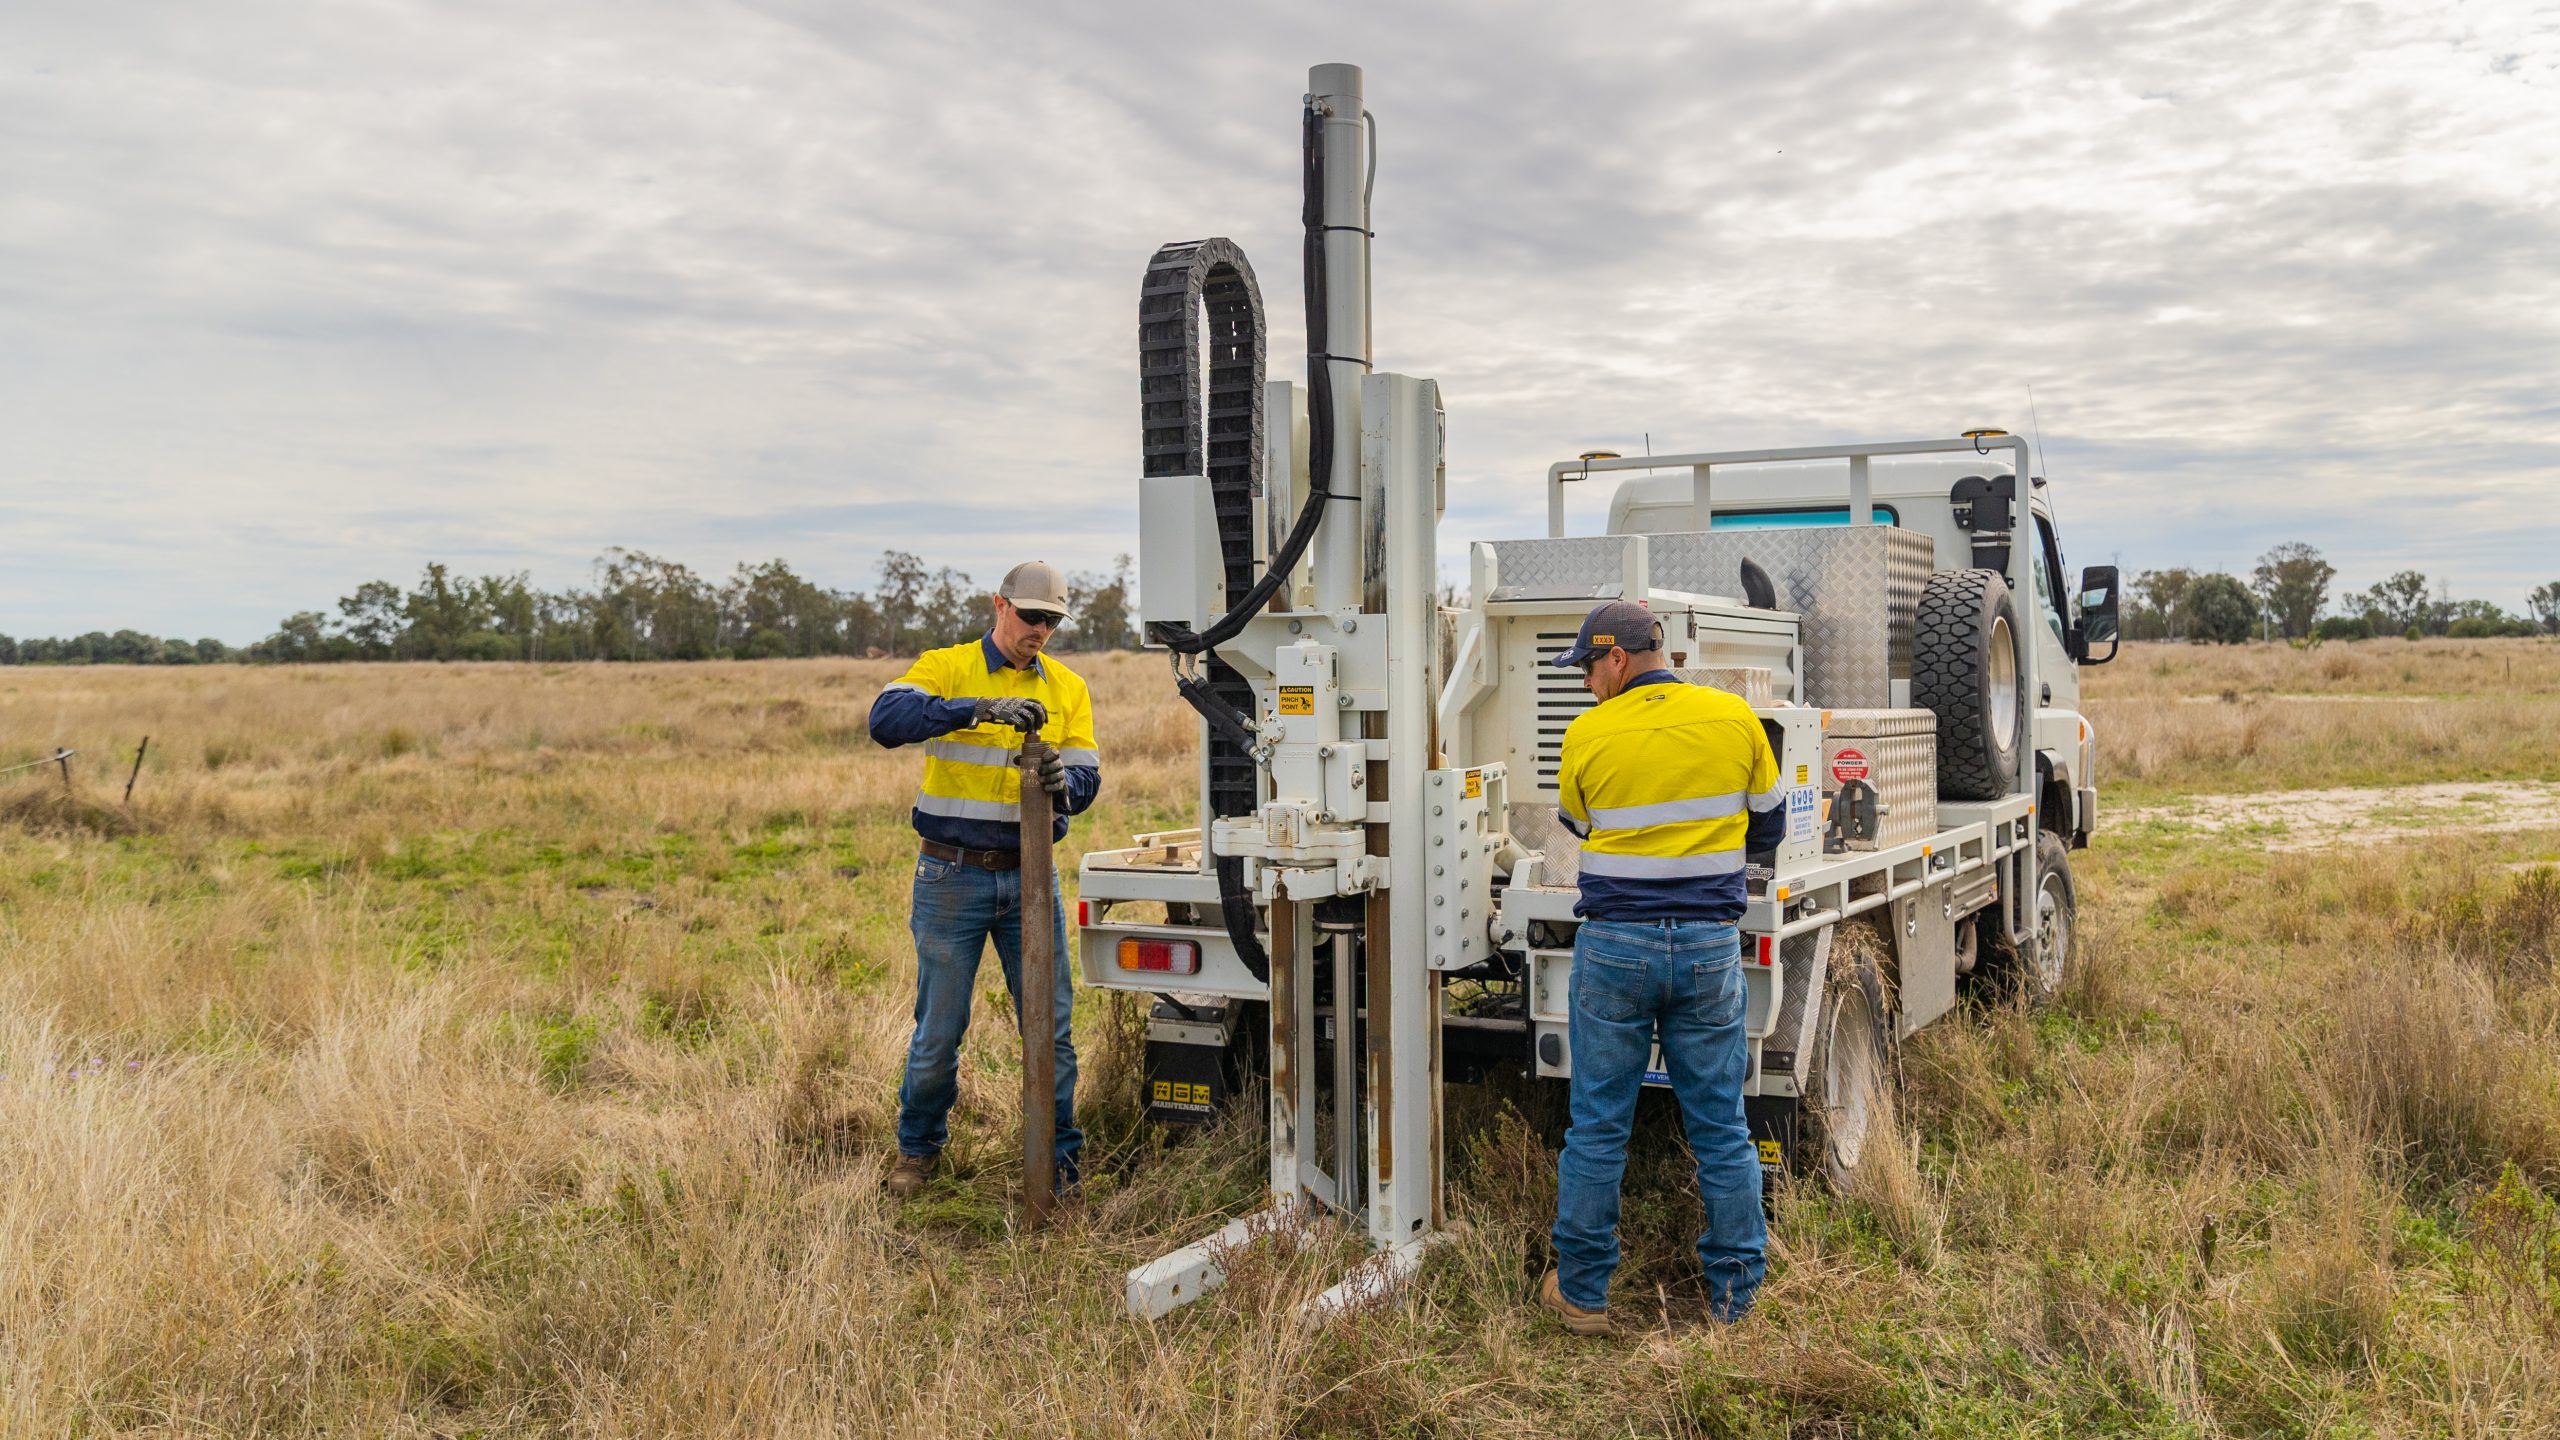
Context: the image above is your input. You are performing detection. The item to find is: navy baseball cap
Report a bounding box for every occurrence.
[1550,600,1661,667]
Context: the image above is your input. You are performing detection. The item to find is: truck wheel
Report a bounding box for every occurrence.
[1914,568,2025,802]
[1984,830,2078,1004]
[1804,921,1897,1191]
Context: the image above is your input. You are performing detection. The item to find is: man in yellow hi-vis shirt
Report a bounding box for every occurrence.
[1538,600,1784,1335]
[867,561,1100,1200]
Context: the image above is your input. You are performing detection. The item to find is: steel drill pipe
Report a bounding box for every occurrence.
[1015,736,1058,1229]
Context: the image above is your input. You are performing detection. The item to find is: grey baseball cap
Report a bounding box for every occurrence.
[1550,600,1661,667]
[998,560,1074,620]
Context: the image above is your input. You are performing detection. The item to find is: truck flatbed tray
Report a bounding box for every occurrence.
[1085,829,1203,871]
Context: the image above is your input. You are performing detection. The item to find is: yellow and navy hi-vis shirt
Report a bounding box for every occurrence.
[1555,671,1786,922]
[866,634,1101,850]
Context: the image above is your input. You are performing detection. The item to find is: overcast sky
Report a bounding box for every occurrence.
[5,0,2554,642]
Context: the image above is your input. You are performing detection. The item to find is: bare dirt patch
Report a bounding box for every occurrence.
[2119,780,2560,850]
[2175,693,2434,704]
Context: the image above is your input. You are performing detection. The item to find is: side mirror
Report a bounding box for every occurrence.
[2077,564,2121,664]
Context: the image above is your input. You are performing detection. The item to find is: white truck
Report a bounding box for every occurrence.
[1077,64,2122,1319]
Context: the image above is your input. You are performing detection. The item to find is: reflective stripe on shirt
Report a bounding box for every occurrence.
[1555,672,1781,921]
[916,791,1022,823]
[923,738,1018,766]
[1576,847,1746,879]
[873,635,1104,851]
[1585,791,1747,828]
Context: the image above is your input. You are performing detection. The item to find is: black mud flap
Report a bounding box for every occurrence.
[1145,1038,1231,1126]
[1745,1095,1800,1205]
[1143,994,1251,1127]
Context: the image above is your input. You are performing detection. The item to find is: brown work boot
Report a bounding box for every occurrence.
[884,1152,934,1200]
[1539,1269,1612,1336]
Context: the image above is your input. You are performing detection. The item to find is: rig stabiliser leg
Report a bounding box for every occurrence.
[1125,1203,1321,1321]
[1298,1228,1460,1327]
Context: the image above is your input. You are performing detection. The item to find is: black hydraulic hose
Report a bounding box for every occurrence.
[1175,660,1260,755]
[1187,100,1347,984]
[1214,855,1263,983]
[1152,103,1337,658]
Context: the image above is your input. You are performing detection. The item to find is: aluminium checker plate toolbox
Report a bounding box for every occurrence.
[1649,525,1935,709]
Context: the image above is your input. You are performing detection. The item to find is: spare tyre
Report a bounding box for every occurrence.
[1913,568,2024,801]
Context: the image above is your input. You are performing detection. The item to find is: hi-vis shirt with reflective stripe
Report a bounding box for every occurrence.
[1555,672,1785,922]
[866,635,1101,850]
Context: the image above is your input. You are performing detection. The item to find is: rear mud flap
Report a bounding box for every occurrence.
[1746,1096,1799,1202]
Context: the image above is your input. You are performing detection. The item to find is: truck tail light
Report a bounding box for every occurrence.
[1755,933,1775,967]
[1117,938,1199,975]
[1077,899,1090,928]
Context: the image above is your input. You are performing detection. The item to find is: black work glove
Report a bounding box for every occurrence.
[974,696,1049,733]
[1037,746,1069,798]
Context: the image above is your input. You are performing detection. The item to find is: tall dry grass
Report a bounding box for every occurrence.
[2,644,2557,1434]
[2088,637,2560,797]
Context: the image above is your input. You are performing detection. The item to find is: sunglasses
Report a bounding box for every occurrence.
[1012,606,1065,630]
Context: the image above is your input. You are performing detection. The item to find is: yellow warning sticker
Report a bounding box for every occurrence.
[1756,1138,1783,1165]
[1795,764,1810,785]
[1278,686,1315,715]
[1462,769,1482,799]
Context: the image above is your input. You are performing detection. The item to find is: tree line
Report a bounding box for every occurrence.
[0,550,1138,666]
[9,541,2553,665]
[2124,543,2560,644]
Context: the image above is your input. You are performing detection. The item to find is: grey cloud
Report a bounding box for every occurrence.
[1,0,2553,641]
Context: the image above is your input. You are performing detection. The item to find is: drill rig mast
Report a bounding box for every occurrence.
[1119,62,1465,1318]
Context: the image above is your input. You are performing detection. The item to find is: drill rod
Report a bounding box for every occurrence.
[1016,735,1058,1228]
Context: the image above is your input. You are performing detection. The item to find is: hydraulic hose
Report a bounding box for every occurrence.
[1171,655,1271,981]
[1195,101,1346,984]
[1148,96,1371,982]
[1150,102,1338,658]
[1175,660,1259,756]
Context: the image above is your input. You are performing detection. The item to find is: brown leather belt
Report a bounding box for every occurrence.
[920,838,1021,871]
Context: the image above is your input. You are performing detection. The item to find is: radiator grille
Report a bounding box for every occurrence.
[1531,633,1596,788]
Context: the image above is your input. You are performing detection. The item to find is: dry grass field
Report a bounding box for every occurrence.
[5,638,2559,1437]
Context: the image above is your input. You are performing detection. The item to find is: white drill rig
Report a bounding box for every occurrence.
[1081,63,2123,1321]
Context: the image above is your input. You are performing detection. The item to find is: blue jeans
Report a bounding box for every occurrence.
[1552,919,1766,1320]
[895,853,1082,1178]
